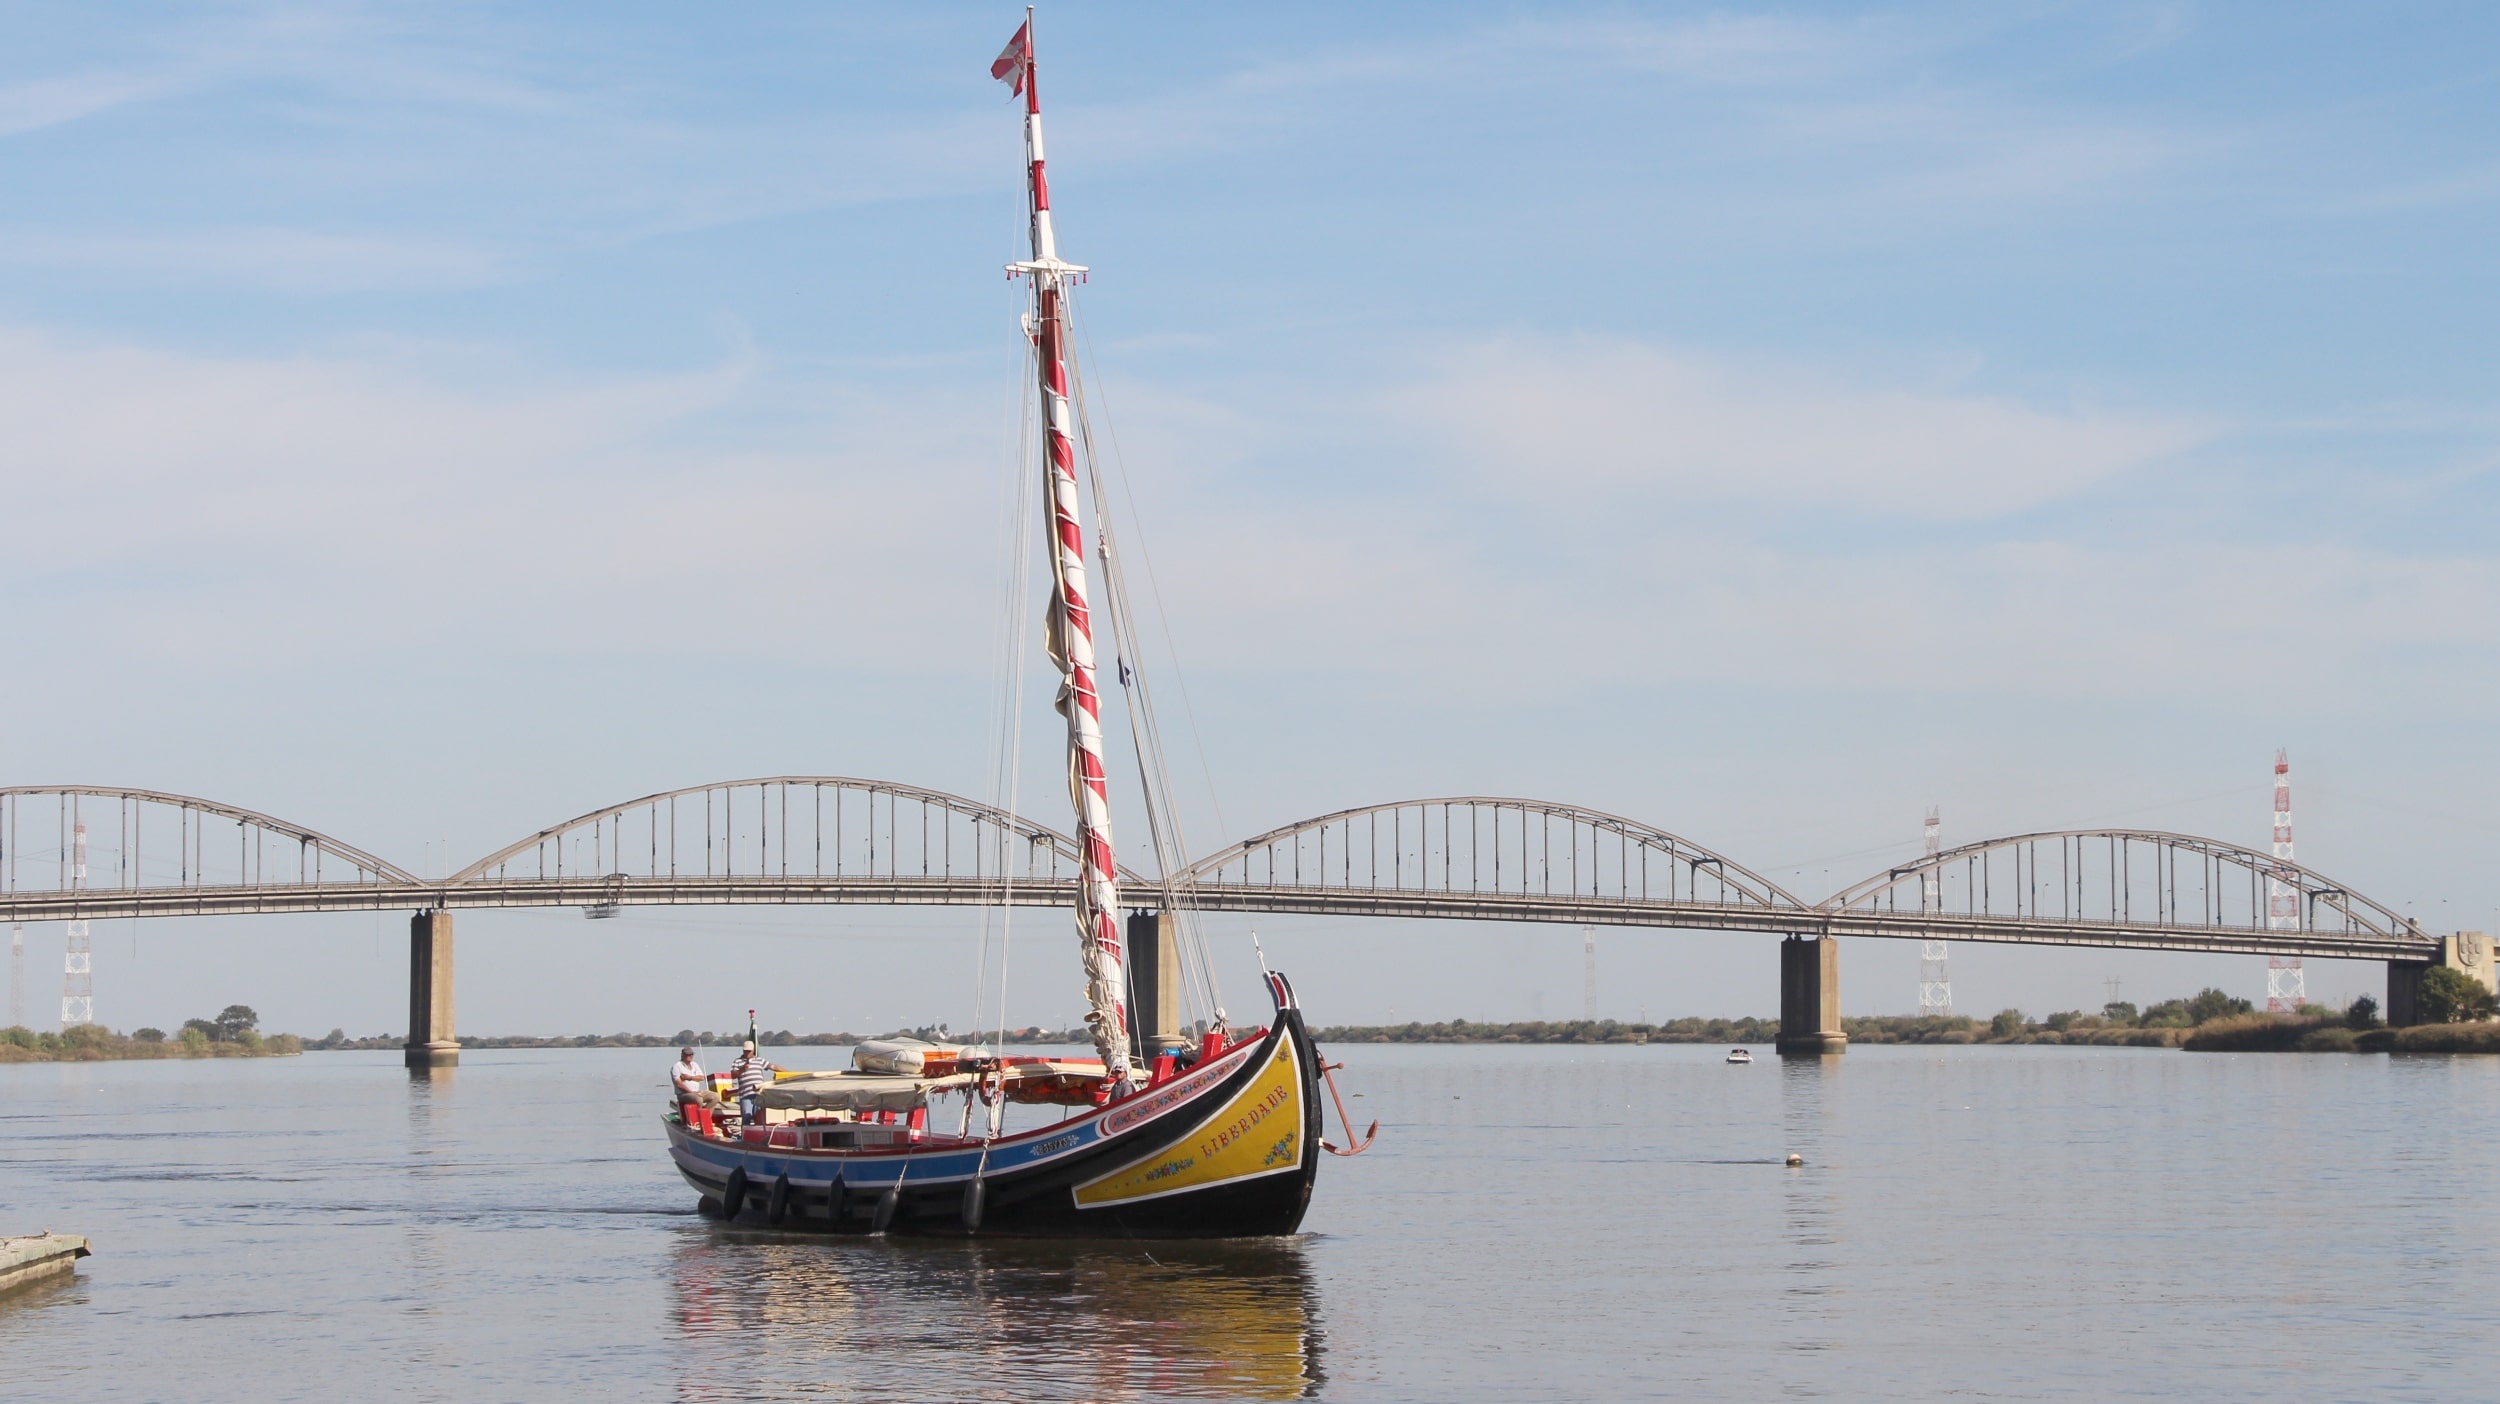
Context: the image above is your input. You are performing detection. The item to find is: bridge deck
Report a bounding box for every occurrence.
[0,877,2433,961]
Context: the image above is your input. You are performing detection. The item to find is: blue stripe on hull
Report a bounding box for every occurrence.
[660,1016,1320,1237]
[668,1036,1263,1195]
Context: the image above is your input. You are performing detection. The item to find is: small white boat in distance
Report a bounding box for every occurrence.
[1725,1048,1752,1064]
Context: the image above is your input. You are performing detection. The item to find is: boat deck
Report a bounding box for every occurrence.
[0,1234,90,1295]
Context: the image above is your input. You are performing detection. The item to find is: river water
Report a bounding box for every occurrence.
[5,1042,2498,1401]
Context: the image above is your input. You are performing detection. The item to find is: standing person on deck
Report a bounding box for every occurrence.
[731,1040,781,1128]
[671,1046,717,1138]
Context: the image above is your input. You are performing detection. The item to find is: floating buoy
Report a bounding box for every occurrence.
[1785,1154,1803,1167]
[722,1166,750,1219]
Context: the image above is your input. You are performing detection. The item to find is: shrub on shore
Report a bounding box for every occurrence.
[2416,967,2500,1024]
[0,1020,302,1062]
[2183,1010,2500,1054]
[2183,1014,2314,1052]
[2382,1022,2500,1054]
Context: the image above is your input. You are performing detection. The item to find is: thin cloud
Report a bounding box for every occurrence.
[1390,336,2211,520]
[0,326,1006,670]
[0,227,507,292]
[0,70,167,135]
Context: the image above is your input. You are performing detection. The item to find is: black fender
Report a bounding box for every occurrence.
[721,1166,749,1220]
[767,1173,792,1225]
[961,1177,986,1232]
[871,1185,899,1234]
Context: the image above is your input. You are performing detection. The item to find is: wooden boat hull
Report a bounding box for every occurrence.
[668,1005,1322,1239]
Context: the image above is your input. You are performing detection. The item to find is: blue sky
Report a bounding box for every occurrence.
[1,3,2494,1036]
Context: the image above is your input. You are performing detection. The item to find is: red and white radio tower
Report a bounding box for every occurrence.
[1918,807,1952,1017]
[2265,750,2303,1013]
[62,820,92,1027]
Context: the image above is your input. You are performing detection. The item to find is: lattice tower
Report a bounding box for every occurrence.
[2265,750,2303,1012]
[62,820,92,1027]
[1582,926,1596,1021]
[1918,806,1952,1017]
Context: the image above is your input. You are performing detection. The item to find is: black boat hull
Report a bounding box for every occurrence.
[669,1007,1322,1239]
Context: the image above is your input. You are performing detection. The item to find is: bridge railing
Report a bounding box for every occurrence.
[446,777,1112,891]
[0,786,414,897]
[0,782,2443,962]
[1181,798,1811,912]
[1817,829,2419,943]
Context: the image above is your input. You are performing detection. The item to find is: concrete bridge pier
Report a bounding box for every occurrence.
[2387,960,2428,1027]
[406,910,458,1069]
[1125,909,1184,1063]
[1775,935,1846,1056]
[2387,930,2494,1026]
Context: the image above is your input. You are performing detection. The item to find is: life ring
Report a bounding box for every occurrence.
[721,1166,749,1220]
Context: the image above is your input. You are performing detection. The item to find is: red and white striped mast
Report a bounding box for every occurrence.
[994,12,1134,1092]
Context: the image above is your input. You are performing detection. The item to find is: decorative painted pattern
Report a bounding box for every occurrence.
[1074,1033,1304,1208]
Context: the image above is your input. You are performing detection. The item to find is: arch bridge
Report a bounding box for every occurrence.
[0,780,2446,1061]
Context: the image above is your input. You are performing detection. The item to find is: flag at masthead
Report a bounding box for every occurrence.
[991,18,1033,96]
[995,12,1133,1093]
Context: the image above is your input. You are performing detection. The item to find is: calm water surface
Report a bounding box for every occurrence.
[5,1042,2499,1401]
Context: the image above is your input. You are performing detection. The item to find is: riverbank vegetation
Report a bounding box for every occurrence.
[1310,1017,1770,1044]
[301,1024,1095,1052]
[1305,1013,2196,1047]
[1313,992,2273,1047]
[0,1006,303,1062]
[1311,986,2500,1053]
[2185,982,2500,1053]
[58,990,2474,1061]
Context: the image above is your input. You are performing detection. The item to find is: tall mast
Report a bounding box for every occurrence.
[995,13,1133,1090]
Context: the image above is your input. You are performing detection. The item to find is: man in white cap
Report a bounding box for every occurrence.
[670,1046,718,1137]
[731,1040,781,1129]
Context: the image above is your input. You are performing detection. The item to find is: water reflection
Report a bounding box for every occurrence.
[402,1059,455,1352]
[1779,1052,1842,1354]
[668,1234,1325,1401]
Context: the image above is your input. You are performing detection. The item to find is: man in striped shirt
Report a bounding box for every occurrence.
[731,1040,781,1127]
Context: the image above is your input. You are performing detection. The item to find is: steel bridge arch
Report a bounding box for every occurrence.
[0,785,415,887]
[1181,796,1812,911]
[448,776,1123,887]
[1819,828,2424,946]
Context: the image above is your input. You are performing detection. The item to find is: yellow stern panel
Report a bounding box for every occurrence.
[1074,1033,1305,1208]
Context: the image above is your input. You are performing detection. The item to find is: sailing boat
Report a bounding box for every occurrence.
[664,15,1351,1238]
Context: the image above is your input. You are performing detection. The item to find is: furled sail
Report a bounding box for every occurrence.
[996,14,1133,1092]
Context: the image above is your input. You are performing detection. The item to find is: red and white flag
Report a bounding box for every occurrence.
[990,20,1032,95]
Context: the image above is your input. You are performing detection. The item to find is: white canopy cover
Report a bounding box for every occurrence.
[758,1071,976,1113]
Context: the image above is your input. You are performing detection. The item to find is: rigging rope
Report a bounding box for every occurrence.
[971,329,1042,1054]
[1062,295,1229,1034]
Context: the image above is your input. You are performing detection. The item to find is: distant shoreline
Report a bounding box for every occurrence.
[300,1027,1091,1052]
[2181,1014,2500,1054]
[2,1024,302,1063]
[20,1011,2480,1061]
